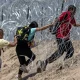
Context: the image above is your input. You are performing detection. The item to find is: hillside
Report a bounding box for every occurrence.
[0,40,80,80]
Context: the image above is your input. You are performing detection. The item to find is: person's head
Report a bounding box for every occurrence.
[68,5,76,15]
[0,29,4,39]
[29,21,38,28]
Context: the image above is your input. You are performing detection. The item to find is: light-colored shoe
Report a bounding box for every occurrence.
[36,60,47,73]
[36,60,42,73]
[20,64,28,73]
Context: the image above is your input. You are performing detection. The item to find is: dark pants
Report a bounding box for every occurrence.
[16,42,36,75]
[46,38,74,64]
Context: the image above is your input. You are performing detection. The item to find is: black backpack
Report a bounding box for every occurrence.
[16,26,31,42]
[51,13,68,34]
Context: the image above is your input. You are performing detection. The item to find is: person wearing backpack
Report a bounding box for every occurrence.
[0,29,17,71]
[37,5,80,72]
[16,21,54,80]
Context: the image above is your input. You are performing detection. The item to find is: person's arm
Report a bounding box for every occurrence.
[70,17,80,27]
[73,23,80,27]
[72,20,80,27]
[49,18,58,32]
[36,22,55,31]
[8,36,17,47]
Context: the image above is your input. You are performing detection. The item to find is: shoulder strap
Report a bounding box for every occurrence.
[51,13,68,35]
[60,13,68,23]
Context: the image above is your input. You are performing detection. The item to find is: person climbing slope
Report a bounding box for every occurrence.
[37,5,80,72]
[16,21,55,80]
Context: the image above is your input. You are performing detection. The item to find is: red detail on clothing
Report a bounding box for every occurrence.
[56,11,76,39]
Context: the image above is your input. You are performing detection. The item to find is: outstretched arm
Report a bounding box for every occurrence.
[36,21,56,31]
[73,23,80,27]
[8,36,17,47]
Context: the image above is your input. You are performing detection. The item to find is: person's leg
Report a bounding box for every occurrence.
[45,38,65,64]
[17,55,27,76]
[17,48,36,77]
[36,38,66,72]
[64,39,74,60]
[17,55,26,65]
[24,49,36,66]
[16,51,28,80]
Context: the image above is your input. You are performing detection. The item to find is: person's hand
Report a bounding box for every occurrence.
[14,36,17,42]
[28,40,35,48]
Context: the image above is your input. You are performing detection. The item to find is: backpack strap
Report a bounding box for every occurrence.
[52,13,68,34]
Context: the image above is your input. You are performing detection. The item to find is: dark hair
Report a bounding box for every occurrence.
[0,29,3,34]
[68,5,76,12]
[29,21,38,28]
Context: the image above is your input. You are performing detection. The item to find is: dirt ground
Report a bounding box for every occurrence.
[0,40,80,80]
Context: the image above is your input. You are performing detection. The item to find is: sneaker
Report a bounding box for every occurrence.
[41,61,47,71]
[36,60,42,73]
[20,65,28,73]
[18,74,22,80]
[36,60,47,73]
